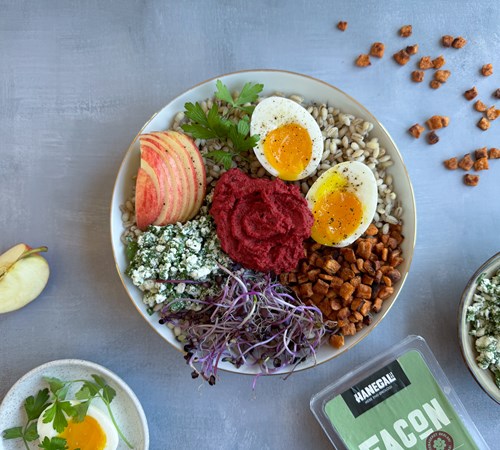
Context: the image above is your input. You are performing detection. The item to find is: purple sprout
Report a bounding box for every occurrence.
[159,265,327,386]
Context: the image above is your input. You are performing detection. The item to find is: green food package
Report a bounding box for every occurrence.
[310,336,488,449]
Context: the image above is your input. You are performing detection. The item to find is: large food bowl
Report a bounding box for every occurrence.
[110,70,417,375]
[458,251,500,404]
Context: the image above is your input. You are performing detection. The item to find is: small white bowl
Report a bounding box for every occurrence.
[458,252,500,404]
[0,359,149,449]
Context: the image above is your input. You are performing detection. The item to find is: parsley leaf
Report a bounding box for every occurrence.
[2,426,24,439]
[72,401,90,423]
[181,123,219,140]
[38,436,69,450]
[102,385,116,404]
[182,80,263,168]
[24,422,39,442]
[24,388,50,421]
[228,124,260,153]
[90,374,106,389]
[184,102,209,126]
[44,377,70,401]
[204,150,234,170]
[235,82,264,106]
[214,80,234,105]
[42,401,75,433]
[215,80,263,107]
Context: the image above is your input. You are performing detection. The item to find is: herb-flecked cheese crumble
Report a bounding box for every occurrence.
[127,205,231,309]
[466,268,500,389]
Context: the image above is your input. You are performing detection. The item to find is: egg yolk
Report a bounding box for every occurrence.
[311,190,363,245]
[263,123,312,180]
[59,415,107,450]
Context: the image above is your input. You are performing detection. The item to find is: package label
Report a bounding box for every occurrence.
[324,350,479,450]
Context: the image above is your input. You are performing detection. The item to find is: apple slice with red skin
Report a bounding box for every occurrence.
[135,130,207,229]
[140,136,183,225]
[172,132,206,220]
[135,167,161,230]
[152,132,199,222]
[140,145,167,220]
[0,245,50,314]
[145,132,194,223]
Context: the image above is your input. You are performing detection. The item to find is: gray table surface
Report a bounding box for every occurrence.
[1,0,499,448]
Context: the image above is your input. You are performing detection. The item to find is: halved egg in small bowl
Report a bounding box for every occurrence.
[37,402,119,450]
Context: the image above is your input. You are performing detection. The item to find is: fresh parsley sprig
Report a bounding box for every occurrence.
[2,388,51,450]
[2,374,132,450]
[181,80,263,169]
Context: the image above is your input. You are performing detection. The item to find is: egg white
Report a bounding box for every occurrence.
[306,161,378,247]
[37,402,119,450]
[250,96,323,180]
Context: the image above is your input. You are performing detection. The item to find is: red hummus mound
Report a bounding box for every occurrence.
[210,168,313,274]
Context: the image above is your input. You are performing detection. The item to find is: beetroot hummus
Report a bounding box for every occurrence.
[210,168,313,274]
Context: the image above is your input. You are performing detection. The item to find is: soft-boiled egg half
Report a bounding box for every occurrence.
[306,161,378,247]
[37,402,119,450]
[250,96,323,181]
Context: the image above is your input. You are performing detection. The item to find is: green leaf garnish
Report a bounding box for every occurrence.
[2,426,24,439]
[3,374,132,450]
[234,82,264,106]
[204,150,234,171]
[72,401,90,423]
[90,374,106,389]
[44,377,66,396]
[42,400,75,434]
[182,80,263,168]
[24,388,50,421]
[38,436,69,450]
[24,422,39,442]
[102,385,116,404]
[181,123,219,140]
[214,80,234,105]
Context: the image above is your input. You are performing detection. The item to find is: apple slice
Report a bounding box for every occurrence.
[172,132,206,220]
[0,245,50,314]
[140,136,182,225]
[135,130,207,228]
[141,145,166,216]
[153,132,198,222]
[146,133,193,223]
[135,167,161,230]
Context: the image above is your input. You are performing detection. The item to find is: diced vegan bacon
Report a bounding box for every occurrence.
[464,174,479,186]
[464,87,478,100]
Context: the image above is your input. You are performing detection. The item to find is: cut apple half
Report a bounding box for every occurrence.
[0,245,50,314]
[0,243,29,278]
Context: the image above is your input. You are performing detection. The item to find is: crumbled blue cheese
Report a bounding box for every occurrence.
[127,206,231,308]
[466,269,500,388]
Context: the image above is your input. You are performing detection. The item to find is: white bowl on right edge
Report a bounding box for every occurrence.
[458,251,500,404]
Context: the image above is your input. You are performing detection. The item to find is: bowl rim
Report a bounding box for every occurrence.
[109,68,417,376]
[0,358,150,448]
[458,251,500,404]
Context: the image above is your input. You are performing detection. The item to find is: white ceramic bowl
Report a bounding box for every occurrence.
[458,252,500,404]
[110,70,417,375]
[0,359,149,449]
